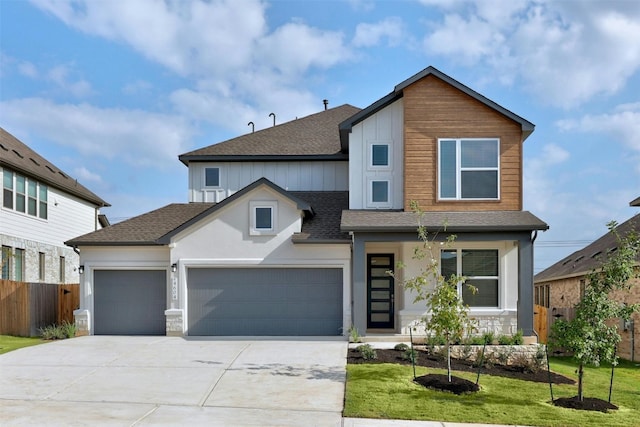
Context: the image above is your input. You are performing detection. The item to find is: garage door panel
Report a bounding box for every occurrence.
[187,268,342,336]
[94,270,166,335]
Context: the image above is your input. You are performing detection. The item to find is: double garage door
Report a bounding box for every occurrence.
[93,268,343,336]
[187,268,343,336]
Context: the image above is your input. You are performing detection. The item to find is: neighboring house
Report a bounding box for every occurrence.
[535,203,640,361]
[0,127,109,285]
[67,66,547,339]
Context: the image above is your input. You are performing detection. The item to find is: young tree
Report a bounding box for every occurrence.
[395,202,478,382]
[550,221,640,401]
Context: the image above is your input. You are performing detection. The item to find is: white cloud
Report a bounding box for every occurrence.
[0,97,192,169]
[122,80,152,96]
[47,64,93,97]
[420,1,640,108]
[352,17,404,47]
[18,61,38,78]
[73,166,103,184]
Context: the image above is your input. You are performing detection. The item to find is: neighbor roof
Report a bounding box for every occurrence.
[630,196,640,207]
[339,66,535,151]
[66,178,348,246]
[0,127,109,207]
[535,214,640,282]
[179,104,361,164]
[341,210,549,233]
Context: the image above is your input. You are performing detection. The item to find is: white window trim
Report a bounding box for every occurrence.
[203,166,222,188]
[249,201,277,235]
[367,142,392,170]
[366,179,392,208]
[441,248,501,309]
[2,168,49,220]
[438,138,500,201]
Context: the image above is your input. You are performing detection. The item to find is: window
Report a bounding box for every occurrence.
[439,138,499,200]
[250,201,277,235]
[39,252,46,281]
[14,248,24,282]
[371,181,389,203]
[1,169,48,219]
[1,246,11,280]
[579,279,586,300]
[59,256,65,283]
[204,167,220,187]
[3,169,13,209]
[371,144,389,167]
[441,249,499,307]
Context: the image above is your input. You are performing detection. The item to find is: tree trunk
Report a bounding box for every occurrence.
[578,362,584,401]
[446,341,452,382]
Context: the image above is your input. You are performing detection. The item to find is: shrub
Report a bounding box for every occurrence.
[39,321,76,340]
[394,343,409,352]
[482,331,495,345]
[497,334,512,345]
[404,348,418,363]
[512,329,524,345]
[348,325,361,343]
[357,344,377,360]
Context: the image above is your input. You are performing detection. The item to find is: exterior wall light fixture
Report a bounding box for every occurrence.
[171,263,177,273]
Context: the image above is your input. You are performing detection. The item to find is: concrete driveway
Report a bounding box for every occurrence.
[0,336,347,426]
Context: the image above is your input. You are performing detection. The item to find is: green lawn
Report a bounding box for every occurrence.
[0,335,46,355]
[344,357,640,427]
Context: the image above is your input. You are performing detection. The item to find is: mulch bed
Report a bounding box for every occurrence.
[553,396,618,413]
[347,348,575,385]
[414,373,480,394]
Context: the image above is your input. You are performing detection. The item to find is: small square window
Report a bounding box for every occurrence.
[371,144,389,167]
[250,201,277,235]
[255,207,272,229]
[371,181,389,203]
[205,168,220,187]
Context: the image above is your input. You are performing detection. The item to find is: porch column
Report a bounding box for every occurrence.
[517,234,535,336]
[352,235,368,336]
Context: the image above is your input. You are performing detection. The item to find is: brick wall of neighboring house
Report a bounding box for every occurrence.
[538,275,640,362]
[402,74,523,212]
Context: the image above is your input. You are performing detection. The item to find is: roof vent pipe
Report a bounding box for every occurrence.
[248,121,254,133]
[269,112,275,127]
[323,99,328,110]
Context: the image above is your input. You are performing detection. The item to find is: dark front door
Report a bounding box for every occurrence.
[367,254,394,329]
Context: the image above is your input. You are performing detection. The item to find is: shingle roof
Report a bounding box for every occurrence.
[535,214,640,282]
[291,192,349,242]
[339,66,535,151]
[631,196,640,207]
[0,127,109,207]
[66,182,349,246]
[65,203,214,246]
[341,210,549,233]
[179,104,361,164]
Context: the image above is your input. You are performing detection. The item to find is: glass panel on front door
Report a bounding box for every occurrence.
[367,254,394,329]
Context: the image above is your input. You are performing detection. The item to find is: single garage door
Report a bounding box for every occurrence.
[94,270,166,335]
[187,268,342,336]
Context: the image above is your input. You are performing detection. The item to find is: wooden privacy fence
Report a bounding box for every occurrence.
[0,280,79,337]
[533,304,548,343]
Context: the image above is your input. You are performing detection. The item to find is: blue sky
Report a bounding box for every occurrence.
[1,0,639,272]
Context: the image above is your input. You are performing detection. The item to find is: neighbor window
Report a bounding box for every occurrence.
[371,144,390,167]
[439,138,499,200]
[204,167,220,187]
[1,246,11,280]
[39,252,46,281]
[250,201,277,235]
[14,248,24,282]
[2,169,48,219]
[371,181,389,203]
[441,249,499,307]
[59,256,65,283]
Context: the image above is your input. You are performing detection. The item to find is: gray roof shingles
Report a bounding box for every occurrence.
[179,104,360,162]
[0,127,109,207]
[535,214,640,282]
[341,210,549,233]
[66,190,350,246]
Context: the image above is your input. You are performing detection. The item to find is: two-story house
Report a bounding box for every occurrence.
[67,67,547,339]
[1,127,109,285]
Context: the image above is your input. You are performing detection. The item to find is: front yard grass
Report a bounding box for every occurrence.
[0,335,46,355]
[344,357,640,427]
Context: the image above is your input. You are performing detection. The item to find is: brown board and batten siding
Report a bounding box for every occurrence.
[402,75,523,212]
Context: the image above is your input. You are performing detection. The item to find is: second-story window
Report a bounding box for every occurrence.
[204,167,220,187]
[1,169,48,219]
[371,144,389,167]
[439,138,499,200]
